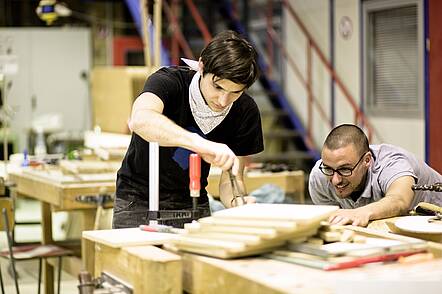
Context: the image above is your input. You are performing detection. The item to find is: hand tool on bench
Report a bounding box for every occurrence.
[189,153,201,213]
[146,142,202,227]
[75,188,113,230]
[412,182,442,192]
[411,184,442,223]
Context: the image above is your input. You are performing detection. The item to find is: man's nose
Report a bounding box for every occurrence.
[331,172,342,184]
[218,92,230,106]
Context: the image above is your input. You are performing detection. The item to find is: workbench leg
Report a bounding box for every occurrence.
[81,209,97,231]
[81,210,98,278]
[81,238,95,277]
[41,202,54,294]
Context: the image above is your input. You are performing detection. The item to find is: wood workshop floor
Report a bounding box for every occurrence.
[1,197,79,293]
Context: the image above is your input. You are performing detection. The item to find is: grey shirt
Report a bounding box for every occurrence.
[309,144,442,209]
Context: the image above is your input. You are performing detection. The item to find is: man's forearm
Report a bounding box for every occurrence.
[357,194,410,221]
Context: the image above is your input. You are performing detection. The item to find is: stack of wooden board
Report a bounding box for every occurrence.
[21,166,116,184]
[168,204,338,258]
[267,222,429,270]
[59,160,120,174]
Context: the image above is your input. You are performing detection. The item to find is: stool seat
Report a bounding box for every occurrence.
[0,244,73,260]
[0,207,73,294]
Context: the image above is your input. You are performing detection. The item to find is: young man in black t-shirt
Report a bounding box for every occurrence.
[113,30,264,228]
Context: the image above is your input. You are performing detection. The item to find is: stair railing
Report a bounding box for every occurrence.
[163,0,215,64]
[162,0,195,61]
[280,0,383,143]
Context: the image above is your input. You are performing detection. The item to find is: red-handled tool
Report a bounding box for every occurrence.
[189,153,201,211]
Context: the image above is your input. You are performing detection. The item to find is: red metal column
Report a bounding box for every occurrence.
[428,0,442,172]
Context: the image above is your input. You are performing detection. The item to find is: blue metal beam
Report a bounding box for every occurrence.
[124,0,170,65]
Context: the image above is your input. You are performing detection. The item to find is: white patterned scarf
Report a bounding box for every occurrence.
[182,58,232,134]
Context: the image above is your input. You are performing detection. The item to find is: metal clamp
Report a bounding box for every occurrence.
[228,170,246,206]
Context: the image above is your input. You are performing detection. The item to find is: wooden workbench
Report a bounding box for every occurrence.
[82,228,181,293]
[207,170,305,203]
[83,225,442,293]
[181,252,442,293]
[9,168,115,294]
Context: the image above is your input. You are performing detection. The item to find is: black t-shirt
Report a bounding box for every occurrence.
[116,67,264,209]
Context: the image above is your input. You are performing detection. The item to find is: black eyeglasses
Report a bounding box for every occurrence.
[319,152,367,177]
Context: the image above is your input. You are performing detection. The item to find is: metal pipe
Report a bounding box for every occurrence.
[185,0,212,44]
[140,0,151,67]
[149,142,159,225]
[154,0,162,67]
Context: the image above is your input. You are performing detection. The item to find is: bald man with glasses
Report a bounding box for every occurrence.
[309,124,442,227]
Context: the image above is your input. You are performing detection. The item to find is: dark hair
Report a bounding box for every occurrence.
[324,124,369,156]
[200,30,259,88]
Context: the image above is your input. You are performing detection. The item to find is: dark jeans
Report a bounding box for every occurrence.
[112,193,211,229]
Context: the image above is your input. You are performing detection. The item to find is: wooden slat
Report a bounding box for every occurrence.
[82,228,177,248]
[211,204,338,225]
[182,249,442,293]
[172,205,335,259]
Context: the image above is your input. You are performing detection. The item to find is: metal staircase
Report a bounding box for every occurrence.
[218,0,318,171]
[123,0,381,172]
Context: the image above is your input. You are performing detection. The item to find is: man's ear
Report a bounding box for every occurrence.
[198,58,204,74]
[364,152,372,165]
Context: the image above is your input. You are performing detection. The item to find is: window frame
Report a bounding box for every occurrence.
[362,0,424,118]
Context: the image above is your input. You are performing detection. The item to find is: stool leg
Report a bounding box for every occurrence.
[57,257,62,294]
[37,258,42,294]
[8,261,19,294]
[0,264,5,294]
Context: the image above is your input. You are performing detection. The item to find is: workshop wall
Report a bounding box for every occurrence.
[284,0,426,160]
[0,27,92,153]
[284,0,332,149]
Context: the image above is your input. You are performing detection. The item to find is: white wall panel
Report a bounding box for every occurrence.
[0,28,91,152]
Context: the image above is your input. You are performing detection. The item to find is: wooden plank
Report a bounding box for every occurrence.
[9,171,115,210]
[188,223,279,239]
[369,217,442,243]
[344,225,442,257]
[172,205,334,259]
[0,198,14,228]
[198,216,298,232]
[10,172,63,206]
[207,170,305,203]
[82,228,178,248]
[22,168,116,184]
[124,246,182,294]
[182,251,442,294]
[59,160,120,174]
[187,221,319,241]
[394,216,442,234]
[91,66,151,134]
[386,220,442,243]
[94,244,182,294]
[173,239,286,259]
[183,254,322,294]
[82,237,96,275]
[212,204,338,225]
